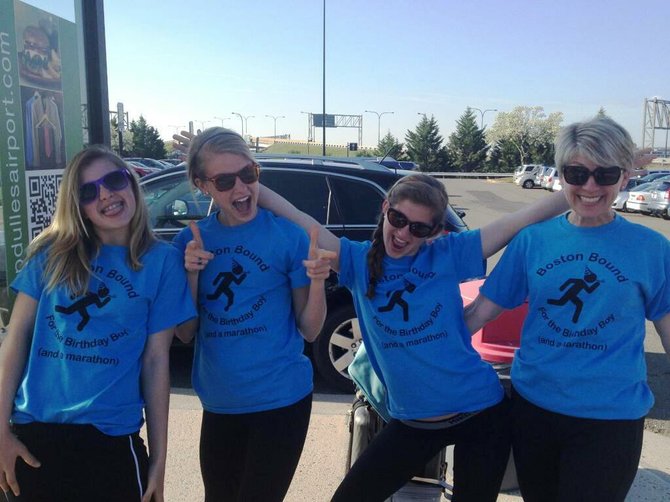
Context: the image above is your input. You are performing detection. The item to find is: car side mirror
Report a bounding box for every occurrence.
[167,199,188,216]
[456,210,466,219]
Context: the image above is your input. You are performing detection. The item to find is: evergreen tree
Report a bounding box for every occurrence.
[447,108,488,172]
[405,115,450,172]
[128,115,166,158]
[597,106,608,118]
[373,132,405,160]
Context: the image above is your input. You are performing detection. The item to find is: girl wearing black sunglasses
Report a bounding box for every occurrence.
[172,127,333,502]
[259,170,568,501]
[0,146,196,501]
[467,116,670,502]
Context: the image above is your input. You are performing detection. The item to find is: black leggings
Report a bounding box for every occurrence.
[6,422,148,502]
[511,387,644,502]
[199,393,312,502]
[332,397,512,502]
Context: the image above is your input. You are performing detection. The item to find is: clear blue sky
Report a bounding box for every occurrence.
[100,0,668,148]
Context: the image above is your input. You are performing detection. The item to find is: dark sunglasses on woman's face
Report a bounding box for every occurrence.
[386,207,436,238]
[79,169,131,204]
[562,165,622,186]
[201,163,260,192]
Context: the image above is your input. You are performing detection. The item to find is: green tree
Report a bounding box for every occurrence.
[127,115,166,158]
[405,115,450,172]
[596,106,608,118]
[110,116,134,157]
[486,106,563,166]
[373,132,406,160]
[447,108,488,172]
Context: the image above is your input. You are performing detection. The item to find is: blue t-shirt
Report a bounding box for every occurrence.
[11,242,195,435]
[338,231,503,420]
[173,209,313,413]
[481,214,670,419]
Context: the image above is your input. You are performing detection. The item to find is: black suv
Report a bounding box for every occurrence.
[140,154,468,391]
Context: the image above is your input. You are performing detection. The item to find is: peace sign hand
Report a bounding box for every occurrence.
[184,221,214,273]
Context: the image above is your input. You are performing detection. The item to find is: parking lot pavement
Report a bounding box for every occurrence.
[160,391,670,501]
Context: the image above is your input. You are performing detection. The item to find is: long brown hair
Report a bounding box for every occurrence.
[365,174,448,298]
[27,145,155,295]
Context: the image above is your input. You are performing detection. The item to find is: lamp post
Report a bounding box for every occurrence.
[213,116,230,127]
[471,107,497,128]
[265,114,285,138]
[365,110,394,145]
[231,112,254,136]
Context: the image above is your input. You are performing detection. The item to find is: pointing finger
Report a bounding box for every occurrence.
[308,226,319,260]
[189,221,204,249]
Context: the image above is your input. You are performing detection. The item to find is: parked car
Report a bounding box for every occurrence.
[646,180,670,219]
[541,167,558,190]
[126,160,161,178]
[513,164,543,189]
[613,178,643,211]
[140,154,469,391]
[124,157,170,170]
[535,166,554,187]
[626,181,660,214]
[550,177,563,192]
[635,171,670,184]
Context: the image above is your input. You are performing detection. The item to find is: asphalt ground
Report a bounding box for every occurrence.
[162,177,670,501]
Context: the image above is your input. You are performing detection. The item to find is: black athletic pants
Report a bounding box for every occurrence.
[199,393,312,502]
[511,386,644,502]
[332,397,512,502]
[6,422,148,502]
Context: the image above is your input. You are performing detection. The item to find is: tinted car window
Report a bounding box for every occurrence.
[145,176,209,229]
[260,170,332,224]
[329,176,384,225]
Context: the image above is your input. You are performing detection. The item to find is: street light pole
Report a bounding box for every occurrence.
[365,110,394,145]
[265,115,285,138]
[213,116,230,127]
[231,112,253,136]
[471,107,498,128]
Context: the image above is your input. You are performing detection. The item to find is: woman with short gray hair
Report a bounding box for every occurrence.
[466,116,670,501]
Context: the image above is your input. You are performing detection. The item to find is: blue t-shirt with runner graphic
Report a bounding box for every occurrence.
[173,209,312,414]
[481,214,670,419]
[11,242,195,435]
[338,231,503,420]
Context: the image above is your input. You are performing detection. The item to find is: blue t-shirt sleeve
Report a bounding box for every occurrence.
[11,251,47,300]
[643,234,670,321]
[172,225,193,253]
[441,229,485,281]
[146,245,196,334]
[480,231,529,309]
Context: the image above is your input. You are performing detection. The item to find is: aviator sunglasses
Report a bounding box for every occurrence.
[201,163,260,192]
[562,165,622,186]
[79,169,131,204]
[386,207,437,238]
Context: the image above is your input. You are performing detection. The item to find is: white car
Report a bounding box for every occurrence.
[626,182,659,214]
[550,177,563,192]
[513,164,543,189]
[541,167,558,189]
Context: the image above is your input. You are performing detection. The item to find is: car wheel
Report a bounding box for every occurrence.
[522,180,534,189]
[623,202,630,213]
[313,303,361,392]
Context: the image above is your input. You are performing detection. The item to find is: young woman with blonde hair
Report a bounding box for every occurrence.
[0,145,195,501]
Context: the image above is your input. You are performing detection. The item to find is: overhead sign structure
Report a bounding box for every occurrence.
[0,0,84,319]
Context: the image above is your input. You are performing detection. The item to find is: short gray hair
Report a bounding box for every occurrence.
[554,116,635,174]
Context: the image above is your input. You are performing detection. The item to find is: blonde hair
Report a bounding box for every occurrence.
[187,127,254,186]
[27,145,156,295]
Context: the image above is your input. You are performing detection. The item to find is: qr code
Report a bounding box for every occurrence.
[27,173,63,239]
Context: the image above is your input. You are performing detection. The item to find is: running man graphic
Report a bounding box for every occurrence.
[54,284,111,331]
[206,259,249,311]
[547,267,602,323]
[378,279,417,322]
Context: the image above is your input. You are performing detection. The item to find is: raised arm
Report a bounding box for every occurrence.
[463,293,506,335]
[480,191,568,259]
[258,184,342,271]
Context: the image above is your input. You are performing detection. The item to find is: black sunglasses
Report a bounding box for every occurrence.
[79,170,131,204]
[562,165,622,186]
[201,163,260,192]
[386,207,437,238]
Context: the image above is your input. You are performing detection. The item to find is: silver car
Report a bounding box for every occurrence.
[626,181,660,214]
[541,167,558,190]
[647,180,670,219]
